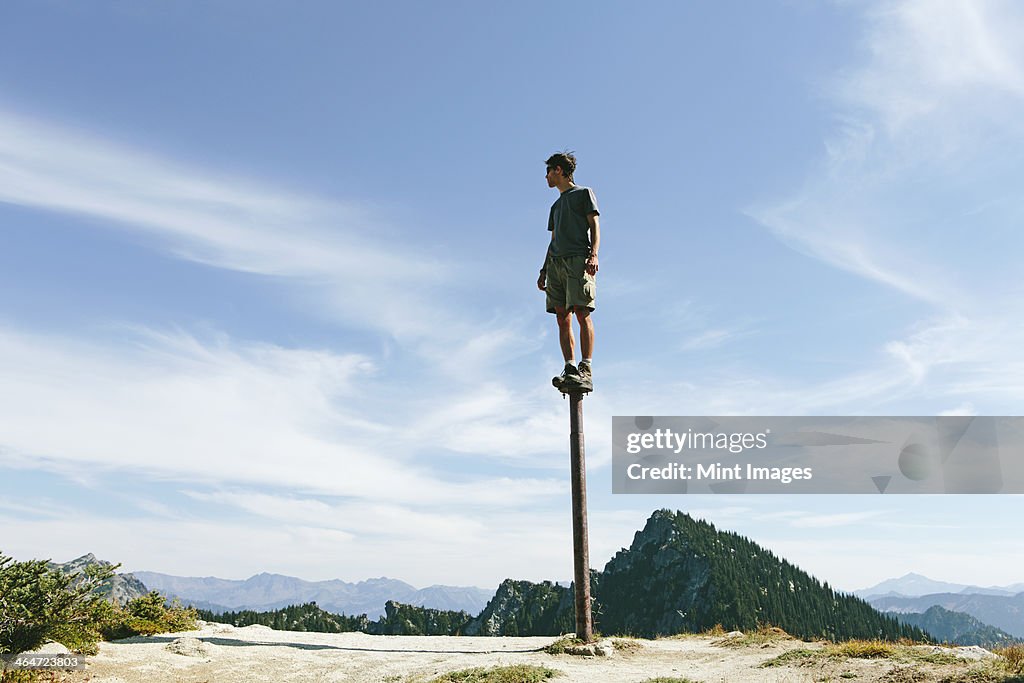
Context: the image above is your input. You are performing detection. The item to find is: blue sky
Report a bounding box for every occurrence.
[2,1,1023,594]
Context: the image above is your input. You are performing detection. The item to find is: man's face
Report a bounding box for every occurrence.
[545,165,561,188]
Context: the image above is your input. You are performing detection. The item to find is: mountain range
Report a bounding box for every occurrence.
[892,605,1019,647]
[202,511,925,641]
[200,511,925,641]
[130,570,493,619]
[853,572,1024,640]
[856,572,1024,598]
[869,592,1024,639]
[49,512,1022,646]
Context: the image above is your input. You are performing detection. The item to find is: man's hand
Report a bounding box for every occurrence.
[585,213,600,277]
[537,270,546,291]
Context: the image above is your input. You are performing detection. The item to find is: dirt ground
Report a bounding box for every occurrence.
[25,621,1010,683]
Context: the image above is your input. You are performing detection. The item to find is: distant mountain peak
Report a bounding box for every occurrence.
[49,553,149,606]
[856,573,1023,599]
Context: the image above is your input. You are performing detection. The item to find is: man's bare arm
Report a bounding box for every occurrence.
[586,213,600,276]
[538,241,553,290]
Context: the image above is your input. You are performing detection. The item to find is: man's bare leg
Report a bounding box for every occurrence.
[573,307,594,389]
[552,306,581,390]
[575,307,593,361]
[555,306,575,363]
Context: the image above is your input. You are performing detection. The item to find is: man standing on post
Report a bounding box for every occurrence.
[538,151,600,393]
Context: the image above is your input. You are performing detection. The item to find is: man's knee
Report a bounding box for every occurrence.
[554,307,572,329]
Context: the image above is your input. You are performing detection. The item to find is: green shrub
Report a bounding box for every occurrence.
[543,635,587,654]
[0,552,114,656]
[97,592,198,640]
[0,551,198,662]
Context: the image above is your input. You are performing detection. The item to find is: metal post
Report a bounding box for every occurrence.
[568,390,593,642]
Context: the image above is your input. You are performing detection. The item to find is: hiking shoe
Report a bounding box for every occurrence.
[577,362,593,389]
[576,362,593,392]
[552,364,580,390]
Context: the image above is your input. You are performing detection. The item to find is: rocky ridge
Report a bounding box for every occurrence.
[50,553,149,605]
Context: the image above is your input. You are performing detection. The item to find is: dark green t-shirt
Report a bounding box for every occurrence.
[547,185,599,258]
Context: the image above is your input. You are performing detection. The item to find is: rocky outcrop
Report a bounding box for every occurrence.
[50,553,149,605]
[463,579,574,636]
[165,637,209,658]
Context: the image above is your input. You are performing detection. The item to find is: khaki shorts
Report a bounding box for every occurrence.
[545,254,596,314]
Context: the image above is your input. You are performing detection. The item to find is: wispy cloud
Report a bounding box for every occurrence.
[839,1,1024,134]
[738,0,1024,413]
[0,108,533,359]
[181,489,491,545]
[0,325,567,505]
[678,327,752,352]
[0,498,73,519]
[0,105,579,499]
[749,1,1024,309]
[0,110,429,284]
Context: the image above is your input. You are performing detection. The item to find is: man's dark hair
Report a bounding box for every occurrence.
[546,151,576,182]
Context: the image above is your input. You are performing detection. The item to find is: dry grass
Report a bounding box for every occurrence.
[761,648,823,667]
[423,664,563,683]
[761,641,1024,682]
[994,645,1024,676]
[880,667,930,682]
[712,624,795,648]
[611,638,644,653]
[937,661,1024,683]
[762,641,966,668]
[832,640,900,659]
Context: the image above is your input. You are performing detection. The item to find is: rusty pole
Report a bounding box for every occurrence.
[568,390,593,642]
